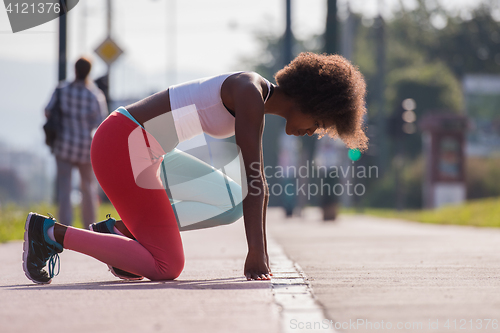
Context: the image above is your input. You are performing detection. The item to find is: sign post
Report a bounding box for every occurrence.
[420,113,468,208]
[94,36,123,68]
[94,36,123,111]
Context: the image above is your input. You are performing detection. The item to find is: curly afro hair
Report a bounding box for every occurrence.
[274,52,368,151]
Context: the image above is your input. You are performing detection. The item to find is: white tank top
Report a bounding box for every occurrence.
[168,72,272,142]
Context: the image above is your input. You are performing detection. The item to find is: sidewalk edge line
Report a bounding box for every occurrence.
[268,237,338,333]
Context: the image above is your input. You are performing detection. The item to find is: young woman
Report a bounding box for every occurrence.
[23,52,368,284]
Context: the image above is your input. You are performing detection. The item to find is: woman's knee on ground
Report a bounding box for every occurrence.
[147,256,185,281]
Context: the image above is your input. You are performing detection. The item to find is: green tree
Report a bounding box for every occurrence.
[240,0,500,208]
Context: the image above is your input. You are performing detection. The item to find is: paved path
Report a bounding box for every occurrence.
[268,208,500,333]
[3,208,500,333]
[0,220,282,333]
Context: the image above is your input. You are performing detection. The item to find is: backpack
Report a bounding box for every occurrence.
[43,88,62,151]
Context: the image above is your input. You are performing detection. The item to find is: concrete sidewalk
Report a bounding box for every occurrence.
[3,208,500,333]
[0,219,281,333]
[268,208,500,333]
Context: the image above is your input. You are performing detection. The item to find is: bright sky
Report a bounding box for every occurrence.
[0,0,488,150]
[1,0,483,87]
[0,0,327,98]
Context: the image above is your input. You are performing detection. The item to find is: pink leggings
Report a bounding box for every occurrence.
[63,111,184,280]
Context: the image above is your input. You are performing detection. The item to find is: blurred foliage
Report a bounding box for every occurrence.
[353,17,462,119]
[359,155,423,209]
[383,62,463,158]
[361,155,500,209]
[466,157,500,199]
[401,154,424,208]
[0,203,33,243]
[404,3,500,78]
[385,62,463,115]
[385,1,500,110]
[0,169,26,203]
[0,203,120,243]
[358,164,397,208]
[467,94,500,119]
[354,1,500,208]
[241,0,500,209]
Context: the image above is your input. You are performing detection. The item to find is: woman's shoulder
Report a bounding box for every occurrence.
[220,72,269,116]
[227,71,268,81]
[223,71,270,93]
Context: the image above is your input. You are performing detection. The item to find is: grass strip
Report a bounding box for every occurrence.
[343,197,500,228]
[0,203,120,243]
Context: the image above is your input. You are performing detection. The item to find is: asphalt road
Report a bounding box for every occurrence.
[0,219,281,333]
[2,208,500,333]
[268,207,500,333]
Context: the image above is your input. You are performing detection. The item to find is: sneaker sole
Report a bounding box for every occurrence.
[22,212,51,284]
[88,224,143,281]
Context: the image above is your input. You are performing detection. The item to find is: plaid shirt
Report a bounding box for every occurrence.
[45,80,108,164]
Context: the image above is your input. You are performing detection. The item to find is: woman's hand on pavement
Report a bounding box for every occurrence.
[244,250,271,280]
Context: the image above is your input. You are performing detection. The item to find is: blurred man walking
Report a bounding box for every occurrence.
[44,57,108,228]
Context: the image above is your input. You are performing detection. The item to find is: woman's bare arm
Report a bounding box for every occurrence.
[260,124,271,272]
[230,75,270,280]
[126,89,172,127]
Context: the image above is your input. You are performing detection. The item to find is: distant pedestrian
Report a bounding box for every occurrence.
[278,132,301,217]
[44,57,108,228]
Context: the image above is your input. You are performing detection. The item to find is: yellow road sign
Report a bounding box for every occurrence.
[95,36,124,66]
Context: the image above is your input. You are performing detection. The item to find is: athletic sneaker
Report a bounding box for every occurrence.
[89,214,118,235]
[22,213,63,284]
[89,215,143,281]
